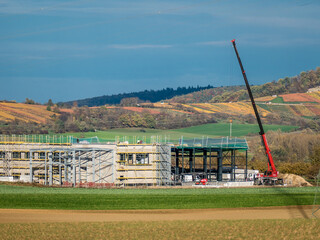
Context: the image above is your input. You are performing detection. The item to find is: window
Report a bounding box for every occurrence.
[119,154,125,161]
[128,154,133,164]
[39,152,46,159]
[0,151,5,159]
[25,152,30,159]
[136,154,149,165]
[12,152,21,159]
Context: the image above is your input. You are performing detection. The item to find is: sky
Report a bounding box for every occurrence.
[0,0,319,103]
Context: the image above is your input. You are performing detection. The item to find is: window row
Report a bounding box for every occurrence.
[119,153,150,165]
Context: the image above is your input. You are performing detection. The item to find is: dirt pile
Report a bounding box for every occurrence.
[279,173,312,187]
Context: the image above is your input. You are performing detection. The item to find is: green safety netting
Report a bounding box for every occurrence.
[179,137,248,149]
[0,135,72,144]
[0,135,248,149]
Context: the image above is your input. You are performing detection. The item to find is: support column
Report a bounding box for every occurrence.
[59,152,62,185]
[245,150,248,181]
[92,150,96,183]
[45,153,47,185]
[233,150,236,181]
[72,150,76,186]
[64,155,68,184]
[231,150,235,181]
[48,152,53,186]
[175,149,179,177]
[181,148,184,174]
[217,150,223,181]
[189,149,193,173]
[29,151,33,183]
[209,149,212,181]
[203,149,207,178]
[78,151,81,185]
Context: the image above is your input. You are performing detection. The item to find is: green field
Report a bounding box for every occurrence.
[62,122,298,142]
[0,185,316,210]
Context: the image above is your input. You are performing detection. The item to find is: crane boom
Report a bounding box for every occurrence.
[231,39,278,178]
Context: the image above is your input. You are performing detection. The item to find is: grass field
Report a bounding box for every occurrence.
[0,185,316,210]
[62,122,298,141]
[1,219,319,240]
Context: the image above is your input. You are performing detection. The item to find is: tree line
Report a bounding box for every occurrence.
[61,85,214,107]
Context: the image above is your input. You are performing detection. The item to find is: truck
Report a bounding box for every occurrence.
[231,39,283,185]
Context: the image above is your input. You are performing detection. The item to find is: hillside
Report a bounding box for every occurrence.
[1,68,320,134]
[62,85,214,107]
[0,102,55,124]
[168,67,320,103]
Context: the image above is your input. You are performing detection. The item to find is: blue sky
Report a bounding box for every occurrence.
[0,0,319,103]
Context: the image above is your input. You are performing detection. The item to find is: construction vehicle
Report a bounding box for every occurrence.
[231,39,283,185]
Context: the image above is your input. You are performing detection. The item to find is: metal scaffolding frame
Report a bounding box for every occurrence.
[116,143,171,186]
[29,147,114,186]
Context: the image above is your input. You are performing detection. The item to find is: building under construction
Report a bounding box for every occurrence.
[0,135,249,187]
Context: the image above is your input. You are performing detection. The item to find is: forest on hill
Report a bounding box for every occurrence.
[169,68,320,103]
[62,85,214,107]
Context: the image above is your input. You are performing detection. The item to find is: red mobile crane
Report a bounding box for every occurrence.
[231,39,282,185]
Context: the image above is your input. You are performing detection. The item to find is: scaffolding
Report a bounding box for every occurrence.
[1,135,251,187]
[29,147,114,186]
[0,135,71,180]
[116,143,171,186]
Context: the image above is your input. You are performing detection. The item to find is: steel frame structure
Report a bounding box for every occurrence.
[29,147,114,186]
[171,137,249,184]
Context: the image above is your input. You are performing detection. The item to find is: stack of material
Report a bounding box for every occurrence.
[280,173,312,187]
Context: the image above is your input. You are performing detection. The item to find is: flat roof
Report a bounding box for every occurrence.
[173,137,248,151]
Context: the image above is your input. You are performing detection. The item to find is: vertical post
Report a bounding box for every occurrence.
[203,149,207,178]
[78,151,81,185]
[99,151,101,183]
[175,149,179,181]
[59,151,62,185]
[72,150,76,186]
[112,150,115,183]
[233,150,236,181]
[193,148,196,174]
[48,152,53,186]
[245,150,248,181]
[29,151,33,183]
[64,154,68,184]
[181,148,184,174]
[189,149,193,173]
[92,150,96,183]
[45,152,47,185]
[209,149,212,181]
[217,150,223,181]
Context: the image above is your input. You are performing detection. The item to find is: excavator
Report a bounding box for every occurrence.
[231,39,283,185]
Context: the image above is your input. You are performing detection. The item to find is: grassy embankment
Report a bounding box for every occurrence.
[0,185,315,210]
[61,122,297,141]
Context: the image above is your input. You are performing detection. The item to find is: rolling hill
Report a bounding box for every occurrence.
[0,102,55,124]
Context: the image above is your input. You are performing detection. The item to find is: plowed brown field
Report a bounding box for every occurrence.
[0,205,315,223]
[280,93,320,103]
